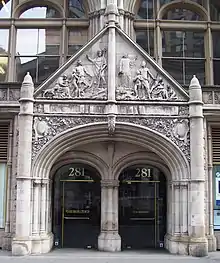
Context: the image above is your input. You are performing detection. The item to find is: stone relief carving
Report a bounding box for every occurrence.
[34,118,49,140]
[0,89,7,101]
[32,116,190,161]
[116,59,180,101]
[32,117,107,159]
[34,103,44,114]
[214,92,220,104]
[9,89,20,101]
[118,54,137,89]
[202,91,212,104]
[172,119,189,144]
[179,106,189,116]
[86,49,107,89]
[117,117,190,161]
[43,49,107,100]
[108,115,116,136]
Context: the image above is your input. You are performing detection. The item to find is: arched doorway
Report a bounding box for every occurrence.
[119,165,166,250]
[52,163,101,249]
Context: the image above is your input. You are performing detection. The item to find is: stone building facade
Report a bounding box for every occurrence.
[0,0,220,258]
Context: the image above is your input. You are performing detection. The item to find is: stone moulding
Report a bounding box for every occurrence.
[32,117,107,159]
[32,116,190,162]
[117,117,190,161]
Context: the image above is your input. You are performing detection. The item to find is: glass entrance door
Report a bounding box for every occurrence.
[119,166,166,249]
[53,164,100,249]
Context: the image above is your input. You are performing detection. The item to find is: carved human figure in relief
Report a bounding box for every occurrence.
[150,77,168,100]
[118,54,137,88]
[86,49,107,88]
[167,85,177,100]
[70,60,92,98]
[133,61,155,99]
[44,74,71,98]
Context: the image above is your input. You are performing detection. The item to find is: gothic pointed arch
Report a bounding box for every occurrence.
[32,123,189,182]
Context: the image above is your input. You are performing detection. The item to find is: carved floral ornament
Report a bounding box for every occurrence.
[32,117,190,161]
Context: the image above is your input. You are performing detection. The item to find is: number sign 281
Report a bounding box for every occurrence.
[135,168,151,178]
[68,167,85,177]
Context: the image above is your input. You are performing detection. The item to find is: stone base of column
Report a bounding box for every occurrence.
[207,235,217,252]
[12,232,54,256]
[188,237,208,257]
[98,231,121,252]
[2,233,13,250]
[12,237,32,256]
[31,232,54,254]
[164,233,189,255]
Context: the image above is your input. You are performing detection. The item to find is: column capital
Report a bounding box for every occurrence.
[101,179,119,188]
[33,179,41,186]
[170,180,189,189]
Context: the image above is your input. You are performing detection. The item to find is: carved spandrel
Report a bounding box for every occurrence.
[43,49,108,100]
[116,58,183,101]
[117,117,190,161]
[32,117,107,159]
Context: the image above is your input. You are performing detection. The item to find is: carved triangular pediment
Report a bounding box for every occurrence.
[114,28,189,102]
[34,27,109,100]
[34,25,189,102]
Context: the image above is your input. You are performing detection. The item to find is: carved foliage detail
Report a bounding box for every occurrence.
[32,117,107,159]
[43,49,107,100]
[117,117,190,161]
[116,58,184,101]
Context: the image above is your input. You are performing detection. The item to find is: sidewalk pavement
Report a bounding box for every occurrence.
[1,249,220,263]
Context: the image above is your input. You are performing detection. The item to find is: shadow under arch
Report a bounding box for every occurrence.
[13,0,65,18]
[113,151,171,181]
[157,0,208,20]
[49,151,108,181]
[32,122,190,182]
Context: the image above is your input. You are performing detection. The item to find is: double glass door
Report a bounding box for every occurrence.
[53,165,101,248]
[119,166,166,249]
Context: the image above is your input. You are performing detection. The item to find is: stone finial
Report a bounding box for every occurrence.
[22,72,33,84]
[189,75,203,103]
[20,72,34,99]
[189,75,201,90]
[105,3,119,16]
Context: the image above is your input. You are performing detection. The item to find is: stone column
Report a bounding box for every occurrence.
[180,182,188,235]
[40,180,47,235]
[188,75,208,257]
[105,3,119,133]
[98,179,121,252]
[12,73,34,256]
[173,183,180,235]
[32,180,41,236]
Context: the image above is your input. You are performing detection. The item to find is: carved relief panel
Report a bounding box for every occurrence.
[39,40,108,100]
[115,33,187,102]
